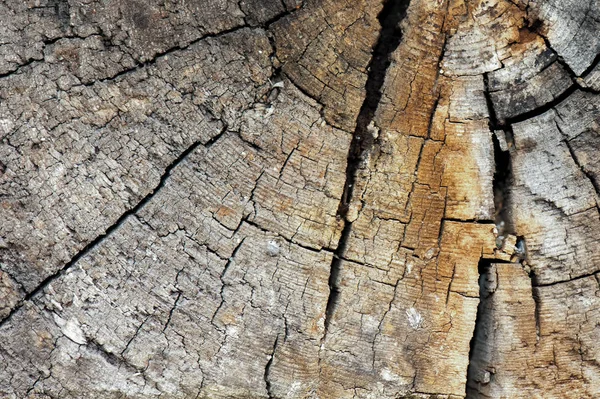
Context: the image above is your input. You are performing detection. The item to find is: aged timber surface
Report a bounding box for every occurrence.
[0,0,599,398]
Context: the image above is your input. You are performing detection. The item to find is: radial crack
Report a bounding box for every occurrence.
[264,335,279,399]
[466,259,497,398]
[0,125,229,328]
[322,0,412,337]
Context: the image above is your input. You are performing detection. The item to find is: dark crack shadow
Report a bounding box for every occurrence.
[322,0,412,336]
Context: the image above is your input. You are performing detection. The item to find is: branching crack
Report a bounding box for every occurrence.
[526,15,600,80]
[489,49,600,126]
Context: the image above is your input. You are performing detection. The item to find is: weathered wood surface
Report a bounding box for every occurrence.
[0,0,599,398]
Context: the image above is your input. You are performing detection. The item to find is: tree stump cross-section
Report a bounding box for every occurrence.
[0,0,599,398]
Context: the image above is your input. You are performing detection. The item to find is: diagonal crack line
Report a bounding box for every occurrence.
[321,0,412,338]
[0,125,229,329]
[0,58,40,80]
[0,33,83,80]
[525,14,600,79]
[86,337,147,375]
[498,81,579,126]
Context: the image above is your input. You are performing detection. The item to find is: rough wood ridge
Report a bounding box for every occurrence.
[0,0,599,398]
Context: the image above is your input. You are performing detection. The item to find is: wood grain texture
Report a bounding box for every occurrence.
[0,0,599,398]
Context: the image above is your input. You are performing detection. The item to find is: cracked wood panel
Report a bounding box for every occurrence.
[0,0,599,398]
[464,0,600,397]
[0,0,305,80]
[467,262,600,398]
[0,27,272,311]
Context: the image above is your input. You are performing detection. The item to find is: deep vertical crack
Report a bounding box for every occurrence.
[466,71,541,397]
[264,335,279,399]
[483,73,517,236]
[322,0,412,336]
[491,129,514,232]
[465,74,521,398]
[532,286,542,342]
[466,259,497,398]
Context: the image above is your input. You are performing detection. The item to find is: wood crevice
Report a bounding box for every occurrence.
[322,0,412,337]
[0,123,228,328]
